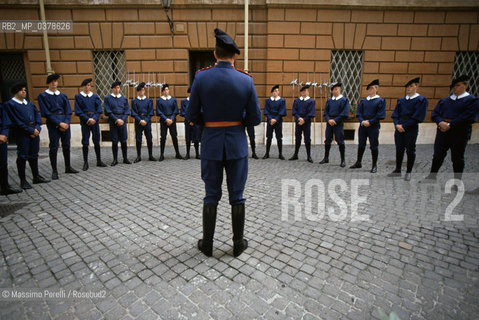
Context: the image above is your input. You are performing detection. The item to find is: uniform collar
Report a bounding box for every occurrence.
[366,95,380,101]
[217,61,233,69]
[187,97,190,101]
[299,96,310,101]
[332,94,343,101]
[161,95,171,100]
[270,96,281,101]
[12,97,28,105]
[45,89,61,96]
[450,92,470,100]
[80,91,93,98]
[137,96,146,100]
[111,93,122,98]
[405,93,420,100]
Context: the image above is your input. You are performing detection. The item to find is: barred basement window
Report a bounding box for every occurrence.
[93,51,127,101]
[452,51,479,96]
[330,50,363,106]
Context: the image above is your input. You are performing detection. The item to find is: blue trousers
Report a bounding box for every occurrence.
[0,142,7,169]
[135,121,153,144]
[201,155,248,206]
[266,120,283,141]
[325,122,344,146]
[295,119,311,144]
[358,124,380,150]
[109,119,128,144]
[80,120,101,146]
[46,122,71,152]
[160,120,178,142]
[184,121,200,144]
[15,129,39,160]
[431,126,469,174]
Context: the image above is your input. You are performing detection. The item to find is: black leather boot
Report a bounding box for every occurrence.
[29,158,50,184]
[370,149,378,173]
[184,141,191,160]
[289,141,300,160]
[339,144,346,167]
[194,142,200,159]
[263,139,271,159]
[82,146,89,171]
[278,140,285,160]
[350,147,365,169]
[95,145,107,167]
[159,140,165,161]
[63,148,78,174]
[17,159,32,189]
[319,144,330,164]
[49,149,58,180]
[111,143,118,166]
[134,143,142,163]
[305,142,313,163]
[231,203,248,257]
[121,142,131,164]
[172,136,183,159]
[0,167,22,195]
[197,204,218,257]
[147,141,156,161]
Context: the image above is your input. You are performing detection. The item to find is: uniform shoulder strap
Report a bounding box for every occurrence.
[234,67,252,78]
[195,65,214,74]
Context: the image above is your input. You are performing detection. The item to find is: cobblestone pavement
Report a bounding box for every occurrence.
[0,144,478,320]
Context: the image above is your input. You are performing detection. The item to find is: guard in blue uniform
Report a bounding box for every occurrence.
[246,125,258,159]
[423,75,479,181]
[180,87,200,160]
[0,102,22,195]
[156,84,183,161]
[104,81,131,166]
[263,84,286,160]
[38,74,79,180]
[319,82,349,167]
[350,79,386,173]
[289,85,315,163]
[131,82,156,162]
[389,77,428,181]
[186,28,261,257]
[4,82,50,189]
[74,78,107,171]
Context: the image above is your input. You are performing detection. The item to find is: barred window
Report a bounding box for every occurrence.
[0,53,27,102]
[93,51,127,101]
[330,50,363,105]
[452,51,479,96]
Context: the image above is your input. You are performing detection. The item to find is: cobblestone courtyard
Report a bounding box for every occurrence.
[1,144,478,320]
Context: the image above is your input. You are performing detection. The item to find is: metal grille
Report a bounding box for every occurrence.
[0,54,26,82]
[330,50,363,105]
[93,51,127,101]
[452,51,479,96]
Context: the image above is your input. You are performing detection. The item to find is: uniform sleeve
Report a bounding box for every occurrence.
[324,100,330,121]
[186,81,202,125]
[403,97,428,129]
[147,99,153,123]
[369,99,386,125]
[356,100,364,123]
[391,99,401,126]
[121,98,130,122]
[74,95,88,122]
[131,100,140,122]
[64,95,72,125]
[156,99,167,121]
[279,99,287,118]
[104,96,116,121]
[0,104,10,137]
[38,94,58,125]
[6,103,35,135]
[449,97,479,128]
[34,105,42,132]
[431,100,444,125]
[263,99,271,121]
[307,100,316,118]
[94,96,102,122]
[335,99,349,123]
[243,79,261,127]
[170,99,179,121]
[180,100,186,118]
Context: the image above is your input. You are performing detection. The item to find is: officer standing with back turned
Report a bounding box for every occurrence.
[186,28,261,257]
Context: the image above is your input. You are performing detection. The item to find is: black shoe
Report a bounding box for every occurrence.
[262,154,269,159]
[197,239,213,257]
[134,156,141,163]
[123,159,132,164]
[307,157,313,163]
[111,160,118,166]
[234,239,248,258]
[420,173,437,183]
[33,175,50,184]
[20,180,32,190]
[252,153,259,159]
[387,170,401,177]
[404,173,412,181]
[350,162,362,169]
[51,171,59,180]
[97,161,107,167]
[370,166,377,173]
[184,154,190,160]
[196,154,201,159]
[83,162,89,171]
[148,156,157,161]
[231,204,248,257]
[319,158,329,164]
[289,154,298,161]
[340,161,346,168]
[65,167,79,174]
[158,155,164,162]
[466,187,479,195]
[1,186,23,195]
[175,154,183,160]
[198,204,217,257]
[279,155,285,160]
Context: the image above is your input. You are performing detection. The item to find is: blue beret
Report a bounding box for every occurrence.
[136,82,145,91]
[46,73,60,84]
[450,75,470,89]
[215,28,240,55]
[330,82,342,91]
[81,78,92,87]
[111,81,121,88]
[11,82,27,95]
[405,77,420,88]
[366,79,379,90]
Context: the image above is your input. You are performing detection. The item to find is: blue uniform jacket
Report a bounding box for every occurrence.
[432,94,479,128]
[74,93,102,123]
[131,97,153,123]
[156,97,179,121]
[0,103,10,137]
[324,97,349,124]
[186,61,261,161]
[356,97,386,125]
[391,95,428,129]
[180,98,191,121]
[4,98,42,135]
[264,98,286,122]
[38,90,72,126]
[292,98,316,122]
[104,95,130,122]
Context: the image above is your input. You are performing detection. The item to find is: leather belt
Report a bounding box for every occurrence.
[204,121,242,128]
[400,116,411,120]
[52,113,64,115]
[329,114,339,117]
[113,113,123,115]
[139,114,147,116]
[442,118,452,122]
[84,112,96,115]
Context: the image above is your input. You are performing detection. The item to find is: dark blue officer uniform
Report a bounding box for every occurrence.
[74,92,102,147]
[38,90,73,172]
[180,97,200,156]
[264,97,286,142]
[0,103,10,185]
[131,96,154,152]
[4,98,42,160]
[391,94,428,173]
[292,96,315,158]
[104,94,130,144]
[430,93,479,176]
[356,96,386,151]
[156,95,181,158]
[324,95,349,146]
[187,61,261,205]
